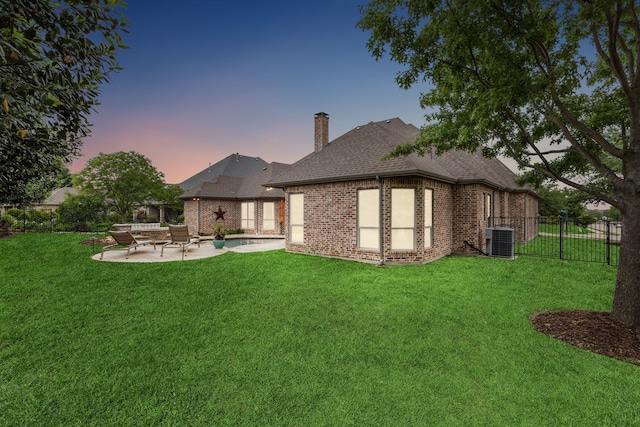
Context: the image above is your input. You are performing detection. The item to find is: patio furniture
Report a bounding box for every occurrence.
[161,225,201,260]
[101,231,156,260]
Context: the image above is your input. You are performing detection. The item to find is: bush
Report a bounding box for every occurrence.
[546,215,559,225]
[0,214,17,228]
[73,222,89,232]
[577,213,597,229]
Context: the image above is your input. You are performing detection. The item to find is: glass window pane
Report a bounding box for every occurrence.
[425,227,432,249]
[358,189,379,227]
[359,228,379,250]
[291,225,304,243]
[290,194,304,224]
[392,188,415,227]
[263,202,274,230]
[391,229,414,250]
[424,189,433,227]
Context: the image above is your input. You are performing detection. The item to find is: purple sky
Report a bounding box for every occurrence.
[70,0,428,184]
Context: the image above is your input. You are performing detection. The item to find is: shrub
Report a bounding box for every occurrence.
[73,222,89,232]
[546,216,559,225]
[577,213,597,229]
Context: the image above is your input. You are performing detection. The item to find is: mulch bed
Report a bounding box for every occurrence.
[530,309,640,365]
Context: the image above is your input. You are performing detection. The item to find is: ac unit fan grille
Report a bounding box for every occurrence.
[486,227,515,258]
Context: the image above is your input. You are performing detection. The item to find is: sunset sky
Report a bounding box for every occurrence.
[70,0,429,184]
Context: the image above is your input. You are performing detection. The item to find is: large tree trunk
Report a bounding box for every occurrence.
[611,198,640,327]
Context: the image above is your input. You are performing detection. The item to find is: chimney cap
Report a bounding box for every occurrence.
[314,112,329,118]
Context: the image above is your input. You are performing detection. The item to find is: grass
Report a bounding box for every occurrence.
[517,235,620,265]
[1,233,637,426]
[538,223,593,235]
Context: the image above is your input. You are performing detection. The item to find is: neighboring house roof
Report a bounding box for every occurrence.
[268,118,529,192]
[180,162,290,200]
[178,153,269,190]
[40,187,77,206]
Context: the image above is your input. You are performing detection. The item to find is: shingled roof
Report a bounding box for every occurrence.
[178,153,269,191]
[267,118,527,192]
[180,162,290,200]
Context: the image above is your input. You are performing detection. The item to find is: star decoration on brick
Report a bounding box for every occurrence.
[214,206,227,220]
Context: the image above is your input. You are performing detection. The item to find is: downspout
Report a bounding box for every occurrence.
[255,198,259,235]
[377,175,384,266]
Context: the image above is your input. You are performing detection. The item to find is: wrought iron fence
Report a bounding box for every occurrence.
[0,208,108,233]
[489,216,620,266]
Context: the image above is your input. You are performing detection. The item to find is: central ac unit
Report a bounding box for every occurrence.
[486,227,515,258]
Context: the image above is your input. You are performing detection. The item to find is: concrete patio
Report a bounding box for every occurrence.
[93,238,285,263]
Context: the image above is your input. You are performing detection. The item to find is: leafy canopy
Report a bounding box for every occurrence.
[0,0,128,204]
[358,0,635,211]
[74,151,165,223]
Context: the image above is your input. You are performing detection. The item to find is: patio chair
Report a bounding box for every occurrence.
[101,231,156,260]
[161,224,201,259]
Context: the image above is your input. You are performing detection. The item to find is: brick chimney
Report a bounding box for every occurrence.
[314,112,329,152]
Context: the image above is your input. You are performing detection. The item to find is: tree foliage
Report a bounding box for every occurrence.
[56,192,107,225]
[74,151,165,223]
[0,0,128,204]
[535,184,588,217]
[155,184,185,213]
[358,1,640,326]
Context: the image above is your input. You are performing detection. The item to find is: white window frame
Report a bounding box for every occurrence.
[391,188,415,251]
[241,201,255,230]
[358,189,380,250]
[289,193,304,244]
[424,189,433,249]
[262,201,275,231]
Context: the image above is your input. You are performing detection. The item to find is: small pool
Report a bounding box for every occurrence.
[224,238,283,248]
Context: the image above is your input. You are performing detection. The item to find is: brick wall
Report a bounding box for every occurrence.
[452,184,486,254]
[280,177,538,263]
[184,198,284,235]
[284,177,454,264]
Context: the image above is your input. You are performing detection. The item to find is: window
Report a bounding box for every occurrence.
[391,188,415,250]
[425,189,433,248]
[263,202,275,231]
[289,193,304,243]
[358,189,379,250]
[241,202,255,229]
[484,193,492,219]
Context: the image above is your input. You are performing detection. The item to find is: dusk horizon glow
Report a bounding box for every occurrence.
[69,0,429,184]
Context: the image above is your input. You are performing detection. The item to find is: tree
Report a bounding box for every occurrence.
[57,192,107,225]
[154,184,185,221]
[0,0,128,204]
[74,151,165,223]
[535,184,588,217]
[8,158,74,206]
[358,1,640,326]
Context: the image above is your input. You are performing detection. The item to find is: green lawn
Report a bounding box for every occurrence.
[517,235,620,265]
[538,223,593,235]
[1,233,636,426]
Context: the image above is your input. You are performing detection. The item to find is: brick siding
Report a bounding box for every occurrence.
[283,178,537,264]
[184,198,284,235]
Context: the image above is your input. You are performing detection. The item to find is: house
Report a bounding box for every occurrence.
[32,187,78,211]
[266,113,538,264]
[180,154,289,235]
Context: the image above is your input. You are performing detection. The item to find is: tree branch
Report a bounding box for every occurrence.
[539,101,626,189]
[552,97,624,158]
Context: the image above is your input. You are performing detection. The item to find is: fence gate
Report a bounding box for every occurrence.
[488,216,620,266]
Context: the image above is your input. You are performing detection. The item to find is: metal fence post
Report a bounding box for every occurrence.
[606,219,611,266]
[559,215,564,260]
